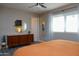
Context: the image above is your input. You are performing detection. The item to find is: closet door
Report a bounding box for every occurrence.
[31,16,40,41]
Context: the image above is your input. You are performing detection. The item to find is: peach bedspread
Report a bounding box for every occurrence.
[13,39,79,56]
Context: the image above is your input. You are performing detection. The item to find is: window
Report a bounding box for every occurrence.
[66,14,78,32]
[51,14,78,32]
[51,15,64,32]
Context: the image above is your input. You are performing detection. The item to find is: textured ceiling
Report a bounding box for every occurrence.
[0,3,69,14]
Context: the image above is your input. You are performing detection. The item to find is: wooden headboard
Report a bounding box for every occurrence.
[7,34,34,48]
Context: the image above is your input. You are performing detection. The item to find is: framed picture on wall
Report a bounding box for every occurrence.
[42,23,45,31]
[15,20,22,32]
[15,20,22,26]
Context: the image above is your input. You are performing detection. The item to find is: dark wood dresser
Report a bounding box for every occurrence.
[7,34,34,48]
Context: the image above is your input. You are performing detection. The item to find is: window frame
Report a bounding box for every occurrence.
[51,13,79,33]
[51,15,65,32]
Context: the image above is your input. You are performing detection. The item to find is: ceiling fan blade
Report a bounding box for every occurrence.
[39,3,44,4]
[28,3,38,8]
[40,4,47,8]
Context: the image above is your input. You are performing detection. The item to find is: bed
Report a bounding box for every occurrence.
[13,39,79,56]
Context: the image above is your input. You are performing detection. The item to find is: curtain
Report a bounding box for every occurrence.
[47,5,79,41]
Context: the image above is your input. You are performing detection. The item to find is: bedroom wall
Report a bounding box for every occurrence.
[0,7,31,35]
[0,6,3,42]
[39,4,79,41]
[39,14,51,41]
[0,6,40,41]
[39,14,79,41]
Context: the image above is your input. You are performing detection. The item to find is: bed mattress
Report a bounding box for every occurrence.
[13,39,79,56]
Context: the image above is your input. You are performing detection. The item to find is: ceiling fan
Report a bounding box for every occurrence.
[29,3,47,8]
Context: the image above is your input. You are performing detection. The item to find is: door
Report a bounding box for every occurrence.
[31,16,40,41]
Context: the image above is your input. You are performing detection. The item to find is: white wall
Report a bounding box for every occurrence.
[39,5,79,41]
[0,6,40,42]
[39,14,48,41]
[0,7,34,36]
